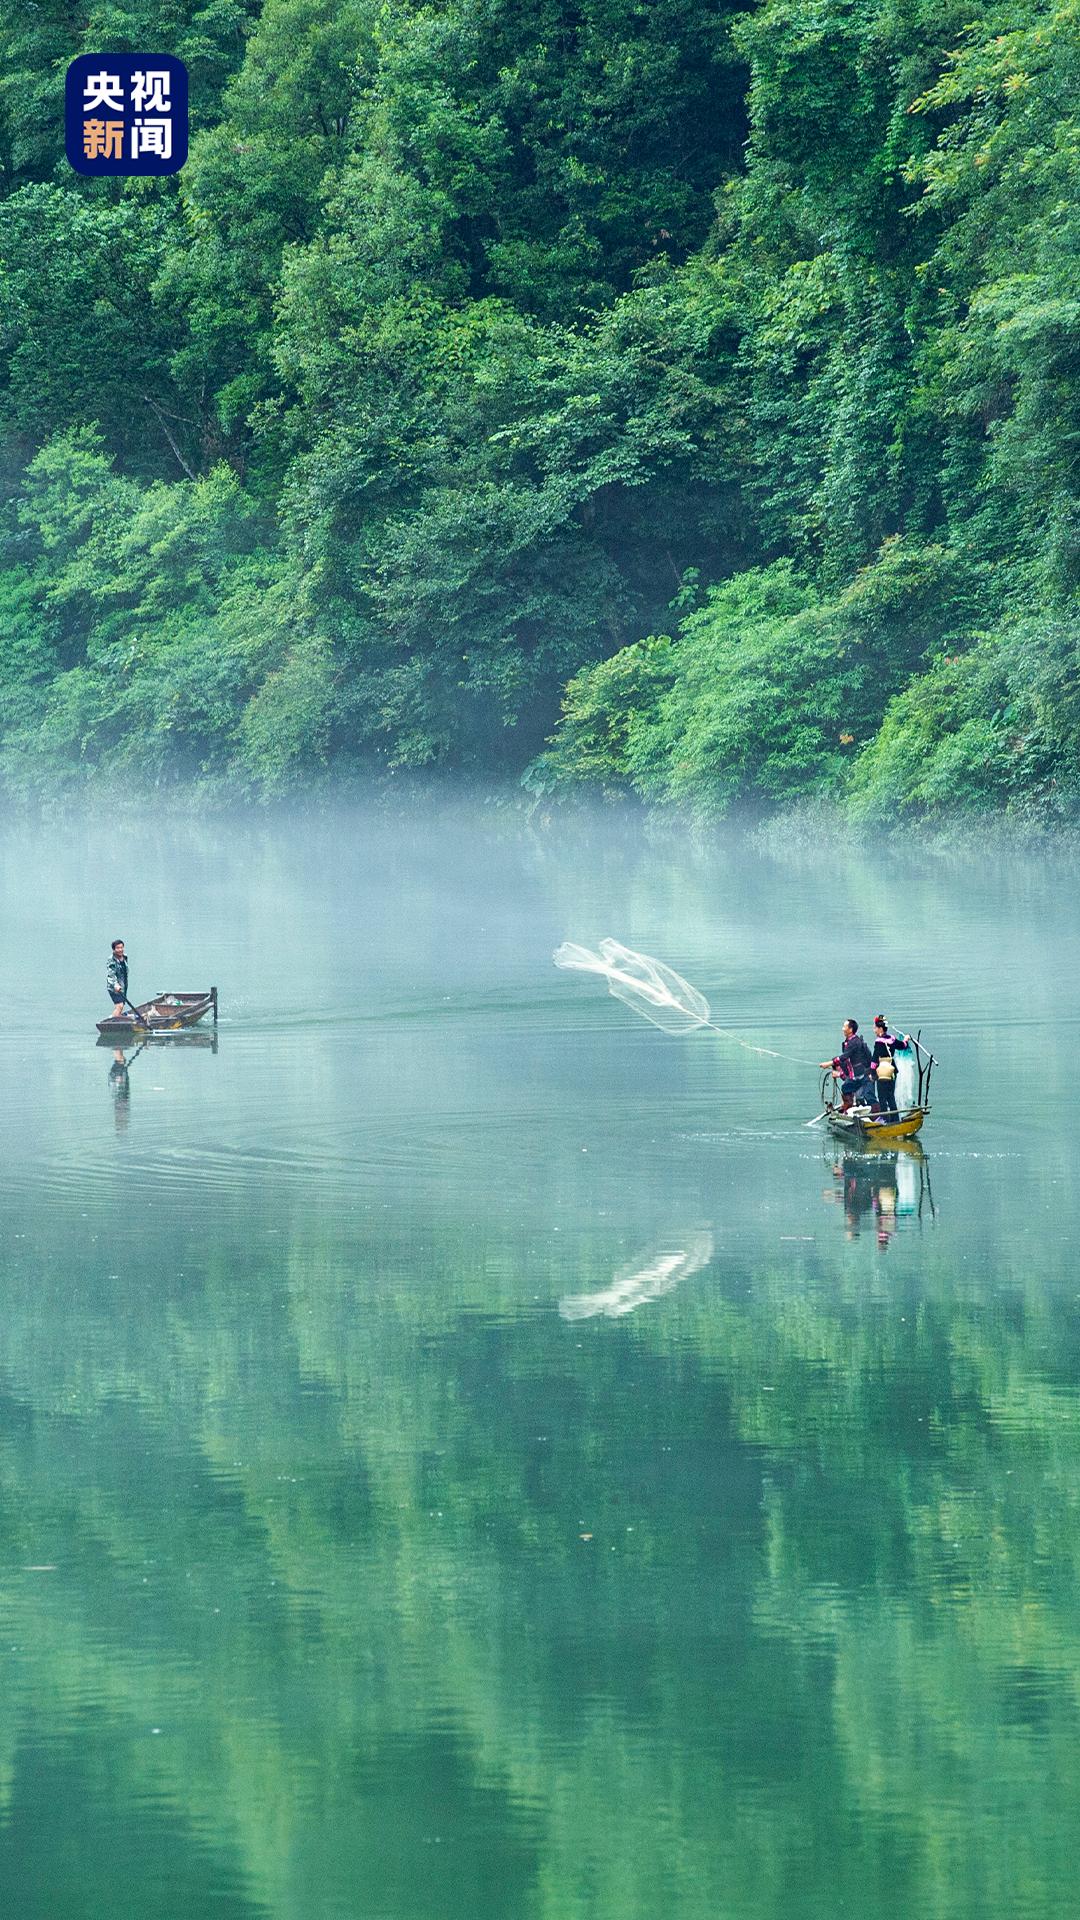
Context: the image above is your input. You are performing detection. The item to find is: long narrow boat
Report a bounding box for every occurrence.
[824,1104,926,1145]
[97,989,217,1036]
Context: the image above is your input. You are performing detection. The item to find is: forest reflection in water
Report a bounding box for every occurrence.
[0,806,1076,1920]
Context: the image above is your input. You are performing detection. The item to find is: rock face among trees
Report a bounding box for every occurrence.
[1,0,1077,820]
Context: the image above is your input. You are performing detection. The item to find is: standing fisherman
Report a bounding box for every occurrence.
[106,939,129,1017]
[821,1018,874,1111]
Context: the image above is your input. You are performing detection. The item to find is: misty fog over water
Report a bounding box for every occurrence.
[1,802,1078,1920]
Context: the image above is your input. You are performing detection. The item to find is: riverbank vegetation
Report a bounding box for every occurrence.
[1,0,1077,821]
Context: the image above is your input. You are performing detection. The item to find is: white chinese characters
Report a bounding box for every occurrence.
[131,70,172,114]
[83,70,124,112]
[131,118,173,159]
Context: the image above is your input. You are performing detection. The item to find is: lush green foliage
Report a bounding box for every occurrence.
[0,0,1078,815]
[532,542,980,815]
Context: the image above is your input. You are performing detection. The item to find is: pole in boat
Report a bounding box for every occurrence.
[211,987,218,1024]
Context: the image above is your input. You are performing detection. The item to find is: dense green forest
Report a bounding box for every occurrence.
[0,0,1077,819]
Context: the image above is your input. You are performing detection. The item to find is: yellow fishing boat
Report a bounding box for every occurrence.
[819,1031,936,1146]
[824,1104,926,1145]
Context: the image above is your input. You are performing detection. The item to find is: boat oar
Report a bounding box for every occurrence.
[122,995,152,1030]
[803,1110,827,1127]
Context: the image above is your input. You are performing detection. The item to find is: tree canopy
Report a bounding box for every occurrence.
[1,0,1077,819]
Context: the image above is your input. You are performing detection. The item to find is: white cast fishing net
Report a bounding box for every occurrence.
[554,937,817,1067]
[553,939,710,1036]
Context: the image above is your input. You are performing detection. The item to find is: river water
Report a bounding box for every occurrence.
[0,805,1076,1919]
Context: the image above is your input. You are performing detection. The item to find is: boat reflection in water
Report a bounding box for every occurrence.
[822,1141,935,1247]
[98,1028,219,1132]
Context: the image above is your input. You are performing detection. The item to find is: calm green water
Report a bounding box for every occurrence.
[1,808,1078,1919]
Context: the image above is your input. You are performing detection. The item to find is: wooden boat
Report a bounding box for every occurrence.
[825,1104,926,1145]
[97,988,217,1036]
